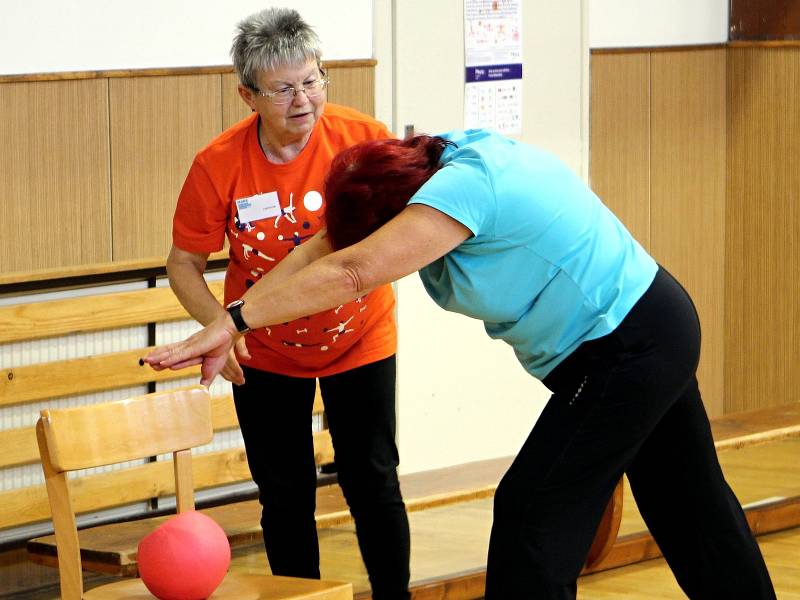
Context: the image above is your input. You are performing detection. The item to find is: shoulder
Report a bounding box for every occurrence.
[323,102,382,125]
[318,104,393,143]
[195,113,258,164]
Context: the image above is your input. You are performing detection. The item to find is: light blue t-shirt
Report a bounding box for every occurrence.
[408,129,658,379]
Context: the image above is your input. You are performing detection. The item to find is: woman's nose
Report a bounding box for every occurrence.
[291,89,311,106]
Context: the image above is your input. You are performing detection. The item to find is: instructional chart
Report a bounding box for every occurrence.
[464,0,522,134]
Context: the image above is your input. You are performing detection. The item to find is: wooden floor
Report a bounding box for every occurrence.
[227,505,800,600]
[231,438,800,599]
[225,440,800,600]
[19,439,800,599]
[577,528,800,599]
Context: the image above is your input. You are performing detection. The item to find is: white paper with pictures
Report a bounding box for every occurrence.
[464,0,523,135]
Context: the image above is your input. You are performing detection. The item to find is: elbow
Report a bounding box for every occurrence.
[324,244,384,298]
[165,255,180,286]
[165,254,187,287]
[166,248,207,291]
[339,260,373,296]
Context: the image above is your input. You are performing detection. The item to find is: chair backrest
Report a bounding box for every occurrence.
[36,385,213,599]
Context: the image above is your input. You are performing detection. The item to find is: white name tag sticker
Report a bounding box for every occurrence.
[236,192,282,223]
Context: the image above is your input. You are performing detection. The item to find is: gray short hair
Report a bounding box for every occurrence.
[231,7,322,91]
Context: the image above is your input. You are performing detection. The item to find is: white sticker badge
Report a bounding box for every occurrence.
[235,192,282,224]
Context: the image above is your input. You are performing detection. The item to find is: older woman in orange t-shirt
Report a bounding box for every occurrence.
[166,8,408,599]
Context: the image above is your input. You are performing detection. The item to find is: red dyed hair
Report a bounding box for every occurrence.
[324,135,454,250]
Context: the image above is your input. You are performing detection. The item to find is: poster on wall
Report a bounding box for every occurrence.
[464,0,523,135]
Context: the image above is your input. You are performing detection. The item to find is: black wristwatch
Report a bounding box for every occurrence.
[225,299,251,334]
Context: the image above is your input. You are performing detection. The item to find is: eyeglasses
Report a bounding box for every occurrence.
[254,77,329,105]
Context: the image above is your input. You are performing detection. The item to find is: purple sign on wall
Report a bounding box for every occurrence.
[466,63,523,83]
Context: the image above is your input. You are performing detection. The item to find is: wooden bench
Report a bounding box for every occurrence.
[0,287,330,490]
[0,269,326,543]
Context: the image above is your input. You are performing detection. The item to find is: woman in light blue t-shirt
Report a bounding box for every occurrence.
[146,131,775,600]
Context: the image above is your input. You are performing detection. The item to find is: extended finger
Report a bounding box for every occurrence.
[142,344,182,365]
[156,343,195,367]
[169,357,204,370]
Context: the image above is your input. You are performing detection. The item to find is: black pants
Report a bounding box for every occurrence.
[233,356,410,600]
[484,267,776,599]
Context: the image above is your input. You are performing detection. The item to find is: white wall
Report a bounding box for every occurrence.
[0,0,372,75]
[382,0,589,474]
[590,0,729,48]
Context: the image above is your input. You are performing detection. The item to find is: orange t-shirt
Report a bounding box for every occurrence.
[173,104,396,378]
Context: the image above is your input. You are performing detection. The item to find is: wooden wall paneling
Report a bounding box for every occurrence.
[325,64,376,117]
[0,79,111,272]
[589,53,651,249]
[650,49,727,417]
[221,72,252,130]
[726,47,800,412]
[109,74,222,261]
[724,49,749,415]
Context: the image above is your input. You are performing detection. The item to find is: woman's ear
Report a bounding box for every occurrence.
[237,84,258,113]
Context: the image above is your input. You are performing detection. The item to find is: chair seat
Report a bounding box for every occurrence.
[84,572,353,599]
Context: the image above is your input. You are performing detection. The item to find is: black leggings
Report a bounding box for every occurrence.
[484,267,776,599]
[232,356,410,600]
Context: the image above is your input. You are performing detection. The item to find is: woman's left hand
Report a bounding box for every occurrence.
[143,314,240,387]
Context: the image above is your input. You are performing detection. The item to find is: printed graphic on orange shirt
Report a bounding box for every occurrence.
[271,297,370,352]
[273,192,298,227]
[227,186,373,353]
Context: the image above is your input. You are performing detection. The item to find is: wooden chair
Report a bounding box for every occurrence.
[36,384,352,600]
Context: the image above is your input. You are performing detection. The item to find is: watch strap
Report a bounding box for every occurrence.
[226,300,251,334]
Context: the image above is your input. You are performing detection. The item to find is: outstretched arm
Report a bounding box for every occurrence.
[145,204,471,385]
[241,204,470,326]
